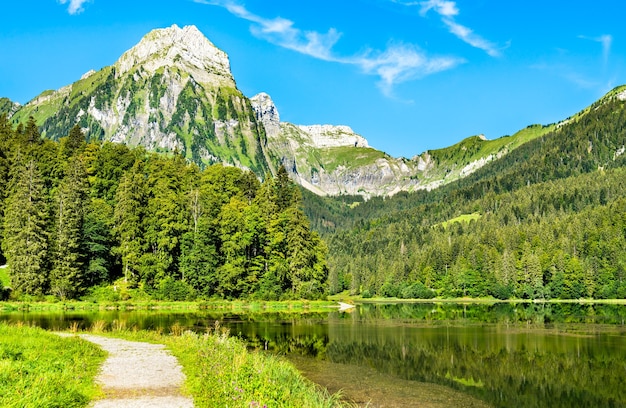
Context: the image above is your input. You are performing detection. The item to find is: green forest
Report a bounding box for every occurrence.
[307,96,626,300]
[0,115,327,301]
[2,94,626,302]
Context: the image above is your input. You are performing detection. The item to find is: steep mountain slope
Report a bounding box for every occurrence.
[251,92,423,197]
[0,98,20,118]
[7,24,622,198]
[11,25,270,174]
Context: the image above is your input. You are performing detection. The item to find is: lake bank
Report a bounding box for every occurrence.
[3,296,626,313]
[4,302,626,406]
[0,323,105,407]
[2,323,349,408]
[0,299,338,312]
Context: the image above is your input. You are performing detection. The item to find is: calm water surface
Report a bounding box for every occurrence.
[3,302,626,407]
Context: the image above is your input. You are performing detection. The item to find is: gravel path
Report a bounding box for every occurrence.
[61,334,194,408]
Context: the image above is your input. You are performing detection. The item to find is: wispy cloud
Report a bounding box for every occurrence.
[418,0,459,17]
[395,0,501,57]
[195,0,341,60]
[440,18,500,57]
[58,0,90,15]
[579,34,612,67]
[355,43,463,96]
[195,0,462,95]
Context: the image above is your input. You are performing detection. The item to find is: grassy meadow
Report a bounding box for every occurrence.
[0,321,350,408]
[109,325,349,407]
[0,323,106,408]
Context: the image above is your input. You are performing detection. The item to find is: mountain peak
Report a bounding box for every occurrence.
[115,24,235,87]
[251,93,281,137]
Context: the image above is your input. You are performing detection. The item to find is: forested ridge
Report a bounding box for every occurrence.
[0,115,328,301]
[310,96,626,300]
[2,91,625,302]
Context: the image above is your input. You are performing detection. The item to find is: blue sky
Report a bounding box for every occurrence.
[0,1,624,157]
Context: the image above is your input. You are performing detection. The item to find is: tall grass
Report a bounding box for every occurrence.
[0,323,106,408]
[106,323,350,408]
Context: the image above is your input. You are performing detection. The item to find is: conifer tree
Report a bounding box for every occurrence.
[23,116,41,145]
[113,162,146,283]
[2,157,49,295]
[49,157,89,299]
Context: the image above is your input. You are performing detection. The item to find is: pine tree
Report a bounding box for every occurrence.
[140,156,189,287]
[2,157,49,295]
[273,165,296,212]
[60,124,86,159]
[49,157,89,299]
[23,116,41,145]
[113,162,146,283]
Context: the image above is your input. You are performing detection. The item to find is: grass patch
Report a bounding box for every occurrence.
[0,323,106,408]
[0,299,337,313]
[319,146,387,173]
[96,325,350,407]
[445,372,484,388]
[438,212,481,229]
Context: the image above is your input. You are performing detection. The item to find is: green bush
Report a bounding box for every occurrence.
[360,289,373,298]
[156,277,196,301]
[82,285,121,302]
[399,282,436,299]
[379,281,400,298]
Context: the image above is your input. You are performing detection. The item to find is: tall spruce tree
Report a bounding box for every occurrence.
[49,156,89,299]
[2,157,49,295]
[113,162,146,283]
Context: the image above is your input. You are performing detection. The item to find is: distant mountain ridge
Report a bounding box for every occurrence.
[5,24,626,197]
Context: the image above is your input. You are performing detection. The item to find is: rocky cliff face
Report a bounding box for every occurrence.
[251,93,424,197]
[13,24,269,173]
[0,98,20,118]
[8,24,569,198]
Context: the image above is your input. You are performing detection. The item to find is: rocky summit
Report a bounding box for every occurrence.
[8,24,610,198]
[12,24,269,175]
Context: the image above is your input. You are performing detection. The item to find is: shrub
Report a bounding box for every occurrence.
[379,281,400,298]
[399,282,436,299]
[360,289,373,298]
[156,277,196,301]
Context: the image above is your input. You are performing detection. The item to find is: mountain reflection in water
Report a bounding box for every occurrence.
[3,302,626,407]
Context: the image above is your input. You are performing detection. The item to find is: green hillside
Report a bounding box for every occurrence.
[317,90,626,300]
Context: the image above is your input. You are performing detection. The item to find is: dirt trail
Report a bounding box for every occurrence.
[60,334,194,408]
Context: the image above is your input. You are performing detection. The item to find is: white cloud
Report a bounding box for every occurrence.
[196,0,340,61]
[579,34,612,67]
[418,0,458,17]
[58,0,90,15]
[413,0,500,57]
[196,0,461,94]
[442,18,500,57]
[353,43,463,96]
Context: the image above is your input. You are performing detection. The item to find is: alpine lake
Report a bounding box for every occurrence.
[3,301,626,408]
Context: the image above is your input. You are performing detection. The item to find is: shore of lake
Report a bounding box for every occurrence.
[3,295,626,314]
[0,299,338,312]
[0,322,350,408]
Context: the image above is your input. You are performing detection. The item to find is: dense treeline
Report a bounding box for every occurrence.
[0,115,327,300]
[320,97,626,299]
